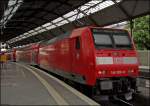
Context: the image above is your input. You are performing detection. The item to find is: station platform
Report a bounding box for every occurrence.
[0,62,99,105]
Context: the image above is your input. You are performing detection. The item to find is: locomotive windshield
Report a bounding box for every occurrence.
[92,29,133,49]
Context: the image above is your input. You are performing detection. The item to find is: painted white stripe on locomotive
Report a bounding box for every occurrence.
[123,57,138,64]
[15,63,69,105]
[30,66,100,106]
[96,57,113,64]
[96,57,138,64]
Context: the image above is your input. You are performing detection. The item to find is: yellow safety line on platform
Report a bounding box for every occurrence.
[15,63,69,105]
[29,66,100,106]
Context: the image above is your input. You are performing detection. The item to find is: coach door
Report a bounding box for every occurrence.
[31,51,36,65]
[72,37,82,73]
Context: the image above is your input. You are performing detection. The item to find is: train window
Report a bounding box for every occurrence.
[113,35,131,45]
[113,34,132,49]
[75,37,80,49]
[93,33,113,49]
[94,33,112,45]
[92,28,132,49]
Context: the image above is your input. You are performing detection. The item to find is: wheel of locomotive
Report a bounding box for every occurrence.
[124,92,133,101]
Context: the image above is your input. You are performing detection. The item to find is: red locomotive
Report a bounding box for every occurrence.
[11,26,139,100]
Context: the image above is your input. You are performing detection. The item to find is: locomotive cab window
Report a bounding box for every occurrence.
[93,33,113,49]
[113,34,132,49]
[92,28,133,49]
[75,37,80,49]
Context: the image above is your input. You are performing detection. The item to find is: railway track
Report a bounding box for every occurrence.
[113,96,133,106]
[138,76,150,79]
[95,92,149,106]
[137,76,150,88]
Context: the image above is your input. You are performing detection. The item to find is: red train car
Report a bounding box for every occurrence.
[14,26,139,100]
[5,49,16,62]
[16,46,31,63]
[30,44,40,65]
[15,43,39,65]
[38,26,139,99]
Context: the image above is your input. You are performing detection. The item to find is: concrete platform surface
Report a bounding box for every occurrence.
[0,62,99,105]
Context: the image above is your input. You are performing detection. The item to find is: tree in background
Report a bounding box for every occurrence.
[129,15,150,50]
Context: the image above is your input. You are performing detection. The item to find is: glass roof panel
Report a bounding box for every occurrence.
[38,29,46,33]
[23,32,29,36]
[79,0,101,11]
[79,5,89,11]
[61,20,69,24]
[52,17,63,23]
[85,1,114,15]
[46,25,56,30]
[63,10,78,18]
[42,22,51,27]
[77,13,85,19]
[7,14,13,20]
[4,7,13,17]
[68,15,78,22]
[14,4,20,11]
[8,0,16,6]
[56,20,69,26]
[22,36,26,39]
[8,0,123,44]
[28,34,33,37]
[116,0,122,3]
[32,31,38,36]
[1,0,23,26]
[34,27,42,31]
[28,30,35,33]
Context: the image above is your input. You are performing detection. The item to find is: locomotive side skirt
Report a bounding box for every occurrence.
[40,64,86,84]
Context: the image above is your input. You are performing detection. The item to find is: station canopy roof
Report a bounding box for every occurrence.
[0,0,149,47]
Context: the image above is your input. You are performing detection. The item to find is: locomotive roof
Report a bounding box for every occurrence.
[40,31,72,45]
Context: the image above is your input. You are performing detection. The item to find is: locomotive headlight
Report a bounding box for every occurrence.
[98,70,106,75]
[128,69,134,73]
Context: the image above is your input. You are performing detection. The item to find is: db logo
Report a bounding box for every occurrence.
[114,58,123,64]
